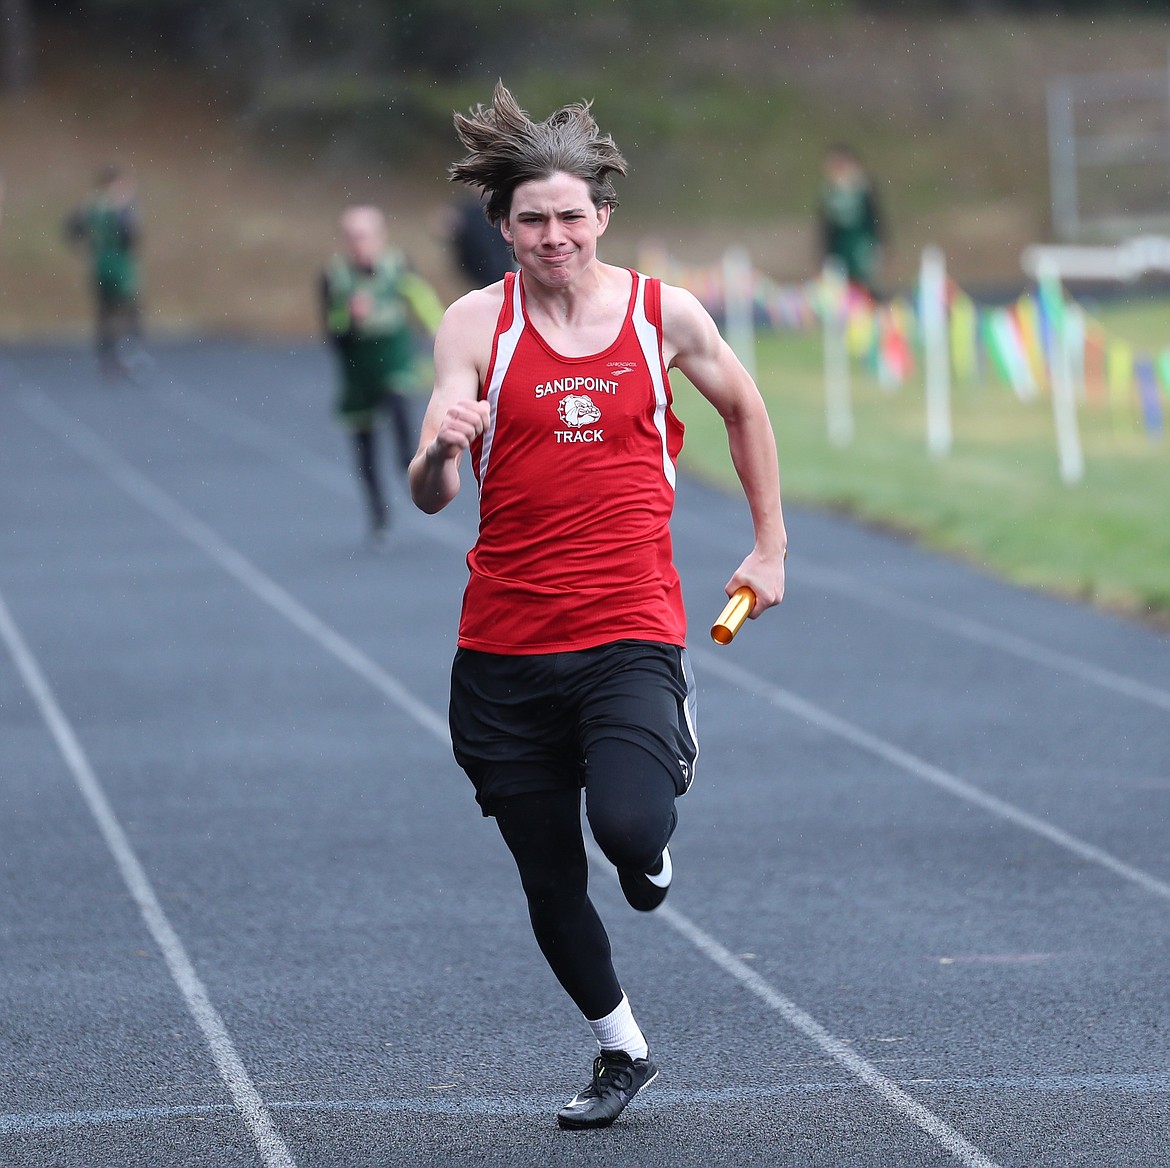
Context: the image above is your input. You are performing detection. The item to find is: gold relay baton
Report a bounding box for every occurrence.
[710,586,756,646]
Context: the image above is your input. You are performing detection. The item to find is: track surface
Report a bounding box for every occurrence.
[2,342,1169,1168]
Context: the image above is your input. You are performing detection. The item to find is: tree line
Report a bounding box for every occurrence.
[4,0,1167,96]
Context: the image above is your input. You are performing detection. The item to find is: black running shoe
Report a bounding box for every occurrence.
[618,845,672,912]
[556,1048,659,1130]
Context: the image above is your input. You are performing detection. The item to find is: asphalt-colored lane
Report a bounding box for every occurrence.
[2,342,1169,1167]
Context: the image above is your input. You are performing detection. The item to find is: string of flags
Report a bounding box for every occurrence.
[638,242,1168,442]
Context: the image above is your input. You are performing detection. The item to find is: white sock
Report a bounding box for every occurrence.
[586,993,648,1061]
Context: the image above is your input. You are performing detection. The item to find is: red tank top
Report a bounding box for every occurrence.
[458,269,686,654]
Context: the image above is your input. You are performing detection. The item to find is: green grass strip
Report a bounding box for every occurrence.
[674,320,1170,628]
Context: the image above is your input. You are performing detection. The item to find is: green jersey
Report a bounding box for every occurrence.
[72,196,139,299]
[819,178,882,292]
[322,251,443,426]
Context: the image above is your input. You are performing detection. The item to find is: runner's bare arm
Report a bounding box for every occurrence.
[409,292,496,514]
[660,283,787,615]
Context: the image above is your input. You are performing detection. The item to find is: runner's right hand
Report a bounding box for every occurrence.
[431,399,491,460]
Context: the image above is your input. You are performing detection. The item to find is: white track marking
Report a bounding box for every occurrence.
[156,383,356,496]
[20,391,450,743]
[151,379,473,554]
[18,392,1003,1166]
[658,901,1002,1168]
[0,592,297,1168]
[795,560,1170,714]
[156,364,1167,714]
[580,852,1004,1166]
[695,647,1170,903]
[4,1069,1168,1135]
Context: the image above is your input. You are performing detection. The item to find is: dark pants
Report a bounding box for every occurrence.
[494,741,679,1021]
[450,641,698,1020]
[95,288,141,374]
[351,392,415,533]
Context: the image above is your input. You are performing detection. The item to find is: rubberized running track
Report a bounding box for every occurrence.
[2,342,1169,1168]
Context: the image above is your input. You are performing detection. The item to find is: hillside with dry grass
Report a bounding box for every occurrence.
[2,15,1168,339]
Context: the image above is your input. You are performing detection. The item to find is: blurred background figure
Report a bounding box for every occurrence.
[66,164,144,380]
[448,193,514,288]
[817,144,885,301]
[321,204,444,545]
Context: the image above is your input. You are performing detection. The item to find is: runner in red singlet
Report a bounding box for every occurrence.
[409,83,788,1131]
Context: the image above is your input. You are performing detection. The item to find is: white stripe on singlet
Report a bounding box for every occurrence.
[680,647,699,787]
[477,274,526,485]
[480,272,675,491]
[630,273,676,491]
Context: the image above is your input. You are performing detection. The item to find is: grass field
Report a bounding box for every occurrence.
[673,304,1170,628]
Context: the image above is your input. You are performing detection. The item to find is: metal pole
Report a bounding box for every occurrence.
[821,261,853,448]
[722,246,756,382]
[1037,258,1085,486]
[921,245,952,459]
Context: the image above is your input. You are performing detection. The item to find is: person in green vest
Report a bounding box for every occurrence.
[817,144,886,301]
[321,205,444,544]
[67,165,143,380]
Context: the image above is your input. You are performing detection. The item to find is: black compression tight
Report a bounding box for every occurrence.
[495,788,619,1020]
[492,739,678,1021]
[584,738,678,875]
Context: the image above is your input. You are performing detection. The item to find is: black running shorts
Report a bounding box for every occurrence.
[449,639,699,815]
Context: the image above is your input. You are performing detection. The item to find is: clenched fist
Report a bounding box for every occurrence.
[431,398,492,461]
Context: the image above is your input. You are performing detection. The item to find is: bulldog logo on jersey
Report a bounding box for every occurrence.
[558,394,602,427]
[555,394,604,444]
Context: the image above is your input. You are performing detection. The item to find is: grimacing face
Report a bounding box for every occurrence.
[501,173,610,290]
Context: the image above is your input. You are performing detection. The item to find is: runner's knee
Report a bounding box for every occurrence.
[585,739,677,871]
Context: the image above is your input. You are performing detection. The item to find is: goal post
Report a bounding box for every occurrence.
[1047,54,1170,241]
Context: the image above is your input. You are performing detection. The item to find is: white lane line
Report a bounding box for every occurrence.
[8,1069,1167,1134]
[19,393,1002,1167]
[152,364,1168,714]
[695,647,1170,904]
[19,391,449,744]
[598,836,1007,1163]
[0,592,297,1168]
[796,561,1170,715]
[657,904,1000,1168]
[151,378,473,555]
[156,381,356,497]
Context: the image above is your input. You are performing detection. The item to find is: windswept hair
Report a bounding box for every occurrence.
[449,81,628,225]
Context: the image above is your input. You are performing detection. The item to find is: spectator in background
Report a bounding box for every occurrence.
[817,144,885,301]
[66,165,144,380]
[449,193,515,288]
[321,204,444,544]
